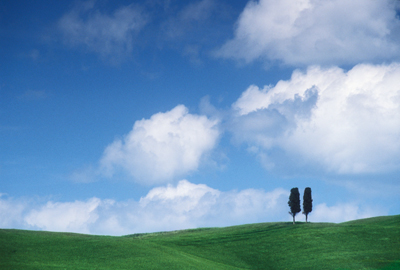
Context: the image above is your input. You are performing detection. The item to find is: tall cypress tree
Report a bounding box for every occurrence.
[303,187,313,223]
[288,187,301,224]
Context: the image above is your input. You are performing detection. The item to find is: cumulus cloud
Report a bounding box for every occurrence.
[58,1,147,61]
[217,0,400,66]
[230,63,400,174]
[25,198,101,234]
[100,105,220,184]
[137,180,289,231]
[311,202,383,223]
[0,194,27,228]
[0,181,289,235]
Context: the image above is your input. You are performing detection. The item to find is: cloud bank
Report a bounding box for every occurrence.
[2,182,380,235]
[218,0,400,66]
[0,182,289,235]
[230,63,400,174]
[25,198,101,234]
[100,105,220,184]
[312,202,383,223]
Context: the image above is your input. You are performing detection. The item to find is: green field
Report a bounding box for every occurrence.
[1,215,399,269]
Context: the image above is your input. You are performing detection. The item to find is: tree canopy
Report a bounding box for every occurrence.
[303,187,313,223]
[288,187,301,224]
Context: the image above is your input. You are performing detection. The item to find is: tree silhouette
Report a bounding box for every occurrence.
[288,187,301,224]
[303,187,313,223]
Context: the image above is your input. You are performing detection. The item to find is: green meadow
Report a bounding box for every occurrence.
[1,215,399,269]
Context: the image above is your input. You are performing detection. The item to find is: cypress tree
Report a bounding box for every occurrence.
[303,187,313,223]
[288,187,301,224]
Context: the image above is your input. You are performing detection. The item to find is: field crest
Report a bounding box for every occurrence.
[1,215,399,269]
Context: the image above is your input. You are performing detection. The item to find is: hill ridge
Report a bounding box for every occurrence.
[1,215,399,269]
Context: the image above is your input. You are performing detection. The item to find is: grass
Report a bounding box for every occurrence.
[0,215,399,269]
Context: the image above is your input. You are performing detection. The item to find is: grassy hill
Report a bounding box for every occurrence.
[1,215,399,269]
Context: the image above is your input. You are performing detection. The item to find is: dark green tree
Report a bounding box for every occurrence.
[288,187,301,224]
[302,187,313,223]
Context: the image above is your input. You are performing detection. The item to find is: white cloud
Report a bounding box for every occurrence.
[136,180,289,231]
[0,194,27,228]
[134,180,222,232]
[311,202,383,223]
[1,181,289,235]
[24,198,102,234]
[58,2,147,61]
[230,63,400,174]
[100,105,220,185]
[140,180,220,212]
[217,0,400,66]
[2,182,392,235]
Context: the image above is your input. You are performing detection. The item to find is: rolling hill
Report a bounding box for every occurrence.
[1,215,399,269]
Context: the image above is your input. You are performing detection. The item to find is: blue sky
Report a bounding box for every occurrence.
[1,0,399,235]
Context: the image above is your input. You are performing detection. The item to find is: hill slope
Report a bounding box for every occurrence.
[1,215,399,269]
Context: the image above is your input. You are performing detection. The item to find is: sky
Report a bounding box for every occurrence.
[1,0,400,236]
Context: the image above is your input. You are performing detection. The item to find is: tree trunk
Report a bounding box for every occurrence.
[306,214,308,223]
[293,215,295,224]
